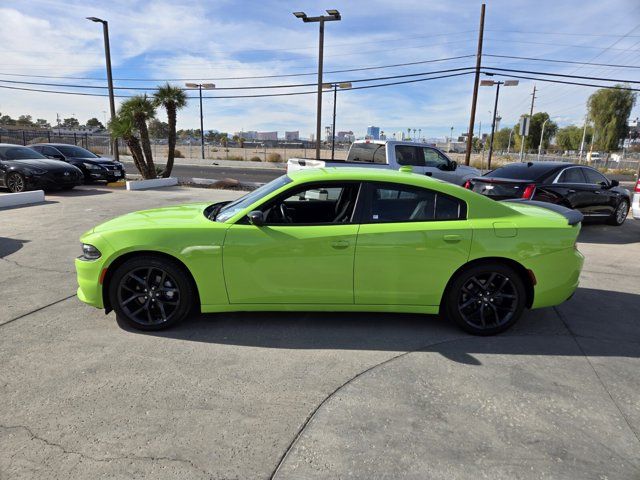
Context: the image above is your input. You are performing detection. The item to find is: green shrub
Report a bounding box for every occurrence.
[174,149,185,158]
[250,156,262,162]
[228,155,244,161]
[266,152,282,163]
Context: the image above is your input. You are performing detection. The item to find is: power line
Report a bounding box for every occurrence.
[485,29,640,38]
[0,54,475,83]
[0,71,476,99]
[483,67,640,84]
[484,37,640,51]
[484,54,640,69]
[480,71,640,92]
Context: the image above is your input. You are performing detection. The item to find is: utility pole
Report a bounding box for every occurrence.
[519,84,536,161]
[578,114,588,163]
[464,3,486,166]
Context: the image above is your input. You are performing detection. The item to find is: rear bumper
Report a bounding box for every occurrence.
[633,192,640,220]
[525,247,584,309]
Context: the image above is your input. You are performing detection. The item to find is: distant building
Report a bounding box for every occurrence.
[256,131,278,141]
[366,126,380,140]
[235,130,257,140]
[336,131,354,142]
[285,131,299,141]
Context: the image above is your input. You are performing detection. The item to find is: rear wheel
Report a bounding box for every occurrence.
[108,255,195,331]
[6,172,26,193]
[607,199,628,226]
[443,263,526,335]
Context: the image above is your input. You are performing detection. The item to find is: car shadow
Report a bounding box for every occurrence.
[578,220,640,245]
[0,200,58,211]
[128,287,640,363]
[47,188,112,197]
[0,237,29,258]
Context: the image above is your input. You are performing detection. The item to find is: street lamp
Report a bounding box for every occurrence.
[507,128,514,154]
[185,83,216,159]
[87,16,119,161]
[480,77,518,169]
[538,118,550,160]
[449,126,454,152]
[293,9,341,160]
[322,81,351,160]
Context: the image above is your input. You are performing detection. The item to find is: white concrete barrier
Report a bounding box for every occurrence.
[0,190,45,208]
[126,177,178,191]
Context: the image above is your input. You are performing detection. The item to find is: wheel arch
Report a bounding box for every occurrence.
[102,250,201,314]
[440,256,535,311]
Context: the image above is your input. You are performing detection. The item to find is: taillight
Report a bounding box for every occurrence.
[635,179,640,193]
[522,183,536,199]
[463,180,472,189]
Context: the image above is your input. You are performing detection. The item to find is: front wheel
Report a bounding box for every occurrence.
[6,172,26,193]
[607,199,629,226]
[443,263,527,335]
[108,255,195,331]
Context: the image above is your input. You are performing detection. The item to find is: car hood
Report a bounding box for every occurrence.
[6,158,80,172]
[68,157,115,165]
[91,203,215,234]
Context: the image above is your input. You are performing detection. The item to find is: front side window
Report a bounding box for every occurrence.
[215,175,291,222]
[55,145,98,158]
[395,146,423,167]
[43,146,61,157]
[557,167,586,184]
[366,183,466,223]
[261,182,360,225]
[582,168,608,185]
[421,148,449,168]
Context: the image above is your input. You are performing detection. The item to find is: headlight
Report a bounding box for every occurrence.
[23,168,46,175]
[81,244,101,260]
[113,161,123,167]
[83,163,102,170]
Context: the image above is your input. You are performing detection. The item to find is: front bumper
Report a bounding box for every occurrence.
[26,172,84,189]
[75,256,106,308]
[86,168,126,182]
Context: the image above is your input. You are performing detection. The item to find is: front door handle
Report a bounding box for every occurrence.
[331,240,350,249]
[443,234,462,243]
[567,189,576,193]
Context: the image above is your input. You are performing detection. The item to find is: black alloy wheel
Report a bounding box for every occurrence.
[444,263,526,335]
[109,256,194,331]
[608,199,629,226]
[6,172,26,193]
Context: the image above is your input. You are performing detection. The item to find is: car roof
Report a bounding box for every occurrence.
[287,166,439,183]
[0,143,36,148]
[30,143,86,147]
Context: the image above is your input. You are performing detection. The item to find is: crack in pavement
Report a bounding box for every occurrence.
[0,425,216,479]
[269,329,640,479]
[0,256,73,275]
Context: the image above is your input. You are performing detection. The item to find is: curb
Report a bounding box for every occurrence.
[0,190,45,208]
[126,177,178,191]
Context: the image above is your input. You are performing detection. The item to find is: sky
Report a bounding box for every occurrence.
[0,0,639,140]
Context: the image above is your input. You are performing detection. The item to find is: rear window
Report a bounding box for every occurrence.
[485,163,556,181]
[347,143,386,164]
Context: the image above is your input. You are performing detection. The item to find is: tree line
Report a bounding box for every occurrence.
[0,114,105,130]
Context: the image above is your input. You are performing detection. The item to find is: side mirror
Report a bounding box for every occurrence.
[450,160,458,171]
[609,179,619,188]
[247,210,265,226]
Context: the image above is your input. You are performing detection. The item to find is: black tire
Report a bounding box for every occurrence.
[443,263,527,336]
[607,199,629,226]
[108,255,195,331]
[6,172,26,193]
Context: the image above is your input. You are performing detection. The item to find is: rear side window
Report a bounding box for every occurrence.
[395,146,423,167]
[582,168,608,185]
[485,163,554,181]
[557,167,586,184]
[366,183,466,223]
[347,143,386,164]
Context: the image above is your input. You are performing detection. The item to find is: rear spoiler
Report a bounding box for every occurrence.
[502,199,584,226]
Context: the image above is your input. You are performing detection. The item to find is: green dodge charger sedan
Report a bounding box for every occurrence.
[76,167,584,335]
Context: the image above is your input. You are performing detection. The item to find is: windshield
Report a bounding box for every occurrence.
[0,146,47,160]
[215,175,291,222]
[56,145,98,158]
[484,163,556,181]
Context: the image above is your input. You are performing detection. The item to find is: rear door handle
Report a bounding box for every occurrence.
[567,189,576,193]
[443,234,462,243]
[331,240,350,249]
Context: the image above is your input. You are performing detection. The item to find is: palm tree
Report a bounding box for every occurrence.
[153,84,187,178]
[121,95,157,178]
[108,114,147,178]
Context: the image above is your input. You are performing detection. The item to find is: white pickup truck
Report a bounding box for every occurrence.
[287,140,480,186]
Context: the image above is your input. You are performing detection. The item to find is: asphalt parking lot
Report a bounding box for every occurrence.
[1,185,639,479]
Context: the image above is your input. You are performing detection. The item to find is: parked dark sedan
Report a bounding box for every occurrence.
[30,143,125,183]
[464,162,631,226]
[0,144,84,192]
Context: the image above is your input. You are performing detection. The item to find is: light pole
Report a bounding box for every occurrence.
[507,128,513,154]
[87,16,119,161]
[293,10,341,160]
[579,114,589,163]
[449,126,454,151]
[185,83,215,159]
[538,118,549,161]
[480,78,518,169]
[322,82,351,160]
